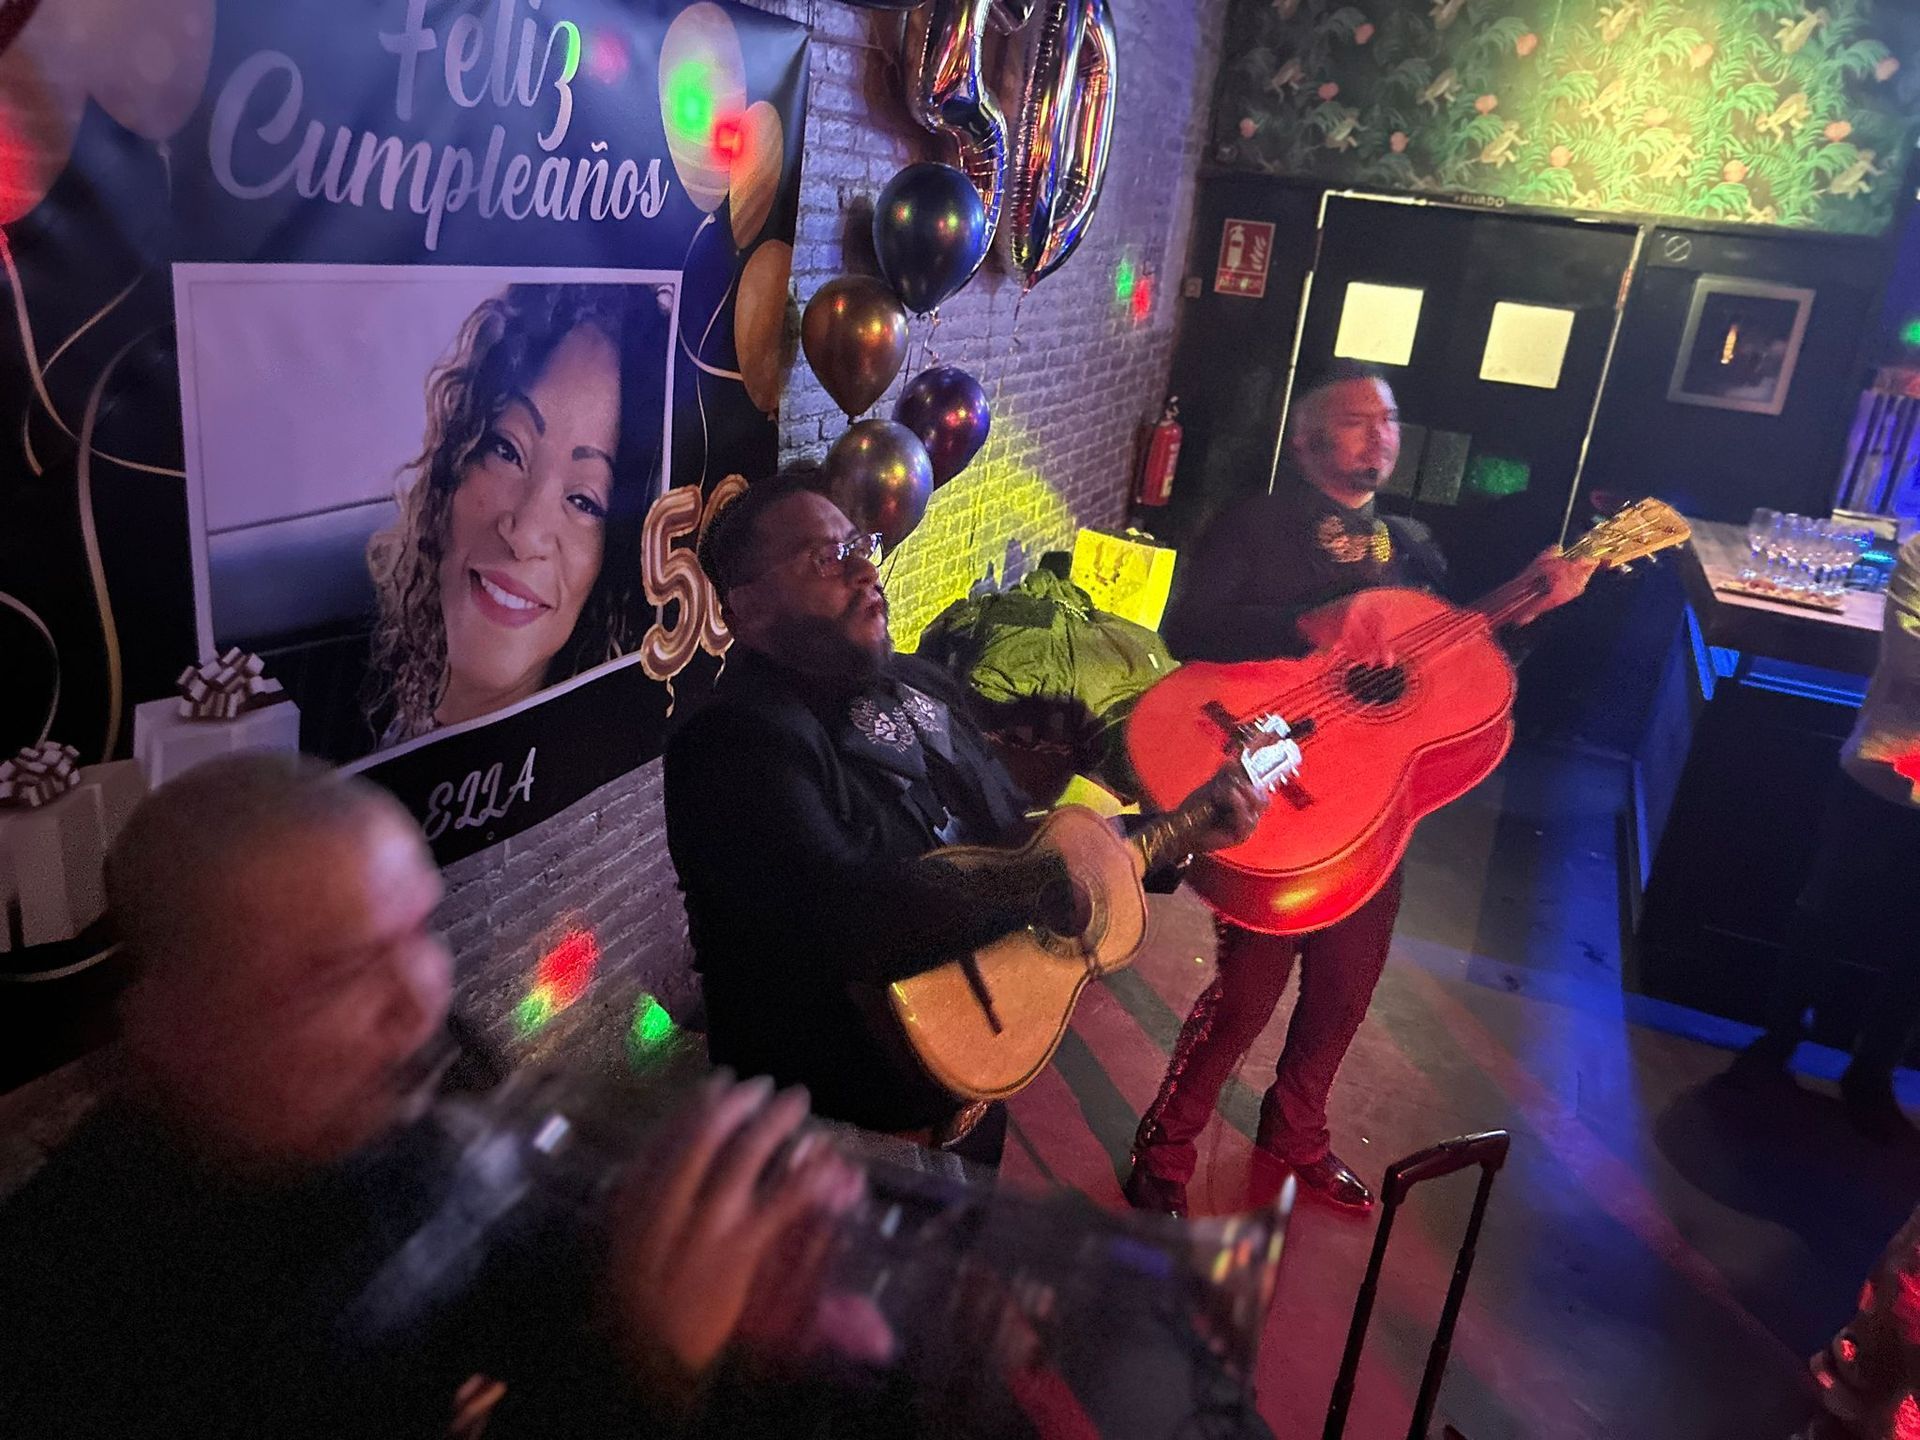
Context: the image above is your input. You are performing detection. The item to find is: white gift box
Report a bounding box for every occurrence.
[133,695,302,789]
[0,783,106,949]
[83,759,146,851]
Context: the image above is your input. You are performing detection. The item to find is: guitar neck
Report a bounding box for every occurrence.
[1130,794,1221,876]
[1470,526,1612,630]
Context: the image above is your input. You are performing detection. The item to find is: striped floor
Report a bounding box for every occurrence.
[1003,746,1915,1439]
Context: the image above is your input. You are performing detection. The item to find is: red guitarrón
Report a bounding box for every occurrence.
[1125,501,1690,935]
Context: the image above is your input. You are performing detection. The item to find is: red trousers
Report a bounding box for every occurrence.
[1132,870,1403,1180]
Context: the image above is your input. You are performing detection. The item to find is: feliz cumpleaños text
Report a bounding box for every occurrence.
[210,0,672,251]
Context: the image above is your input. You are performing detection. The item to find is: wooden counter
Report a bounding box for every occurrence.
[1677,518,1885,676]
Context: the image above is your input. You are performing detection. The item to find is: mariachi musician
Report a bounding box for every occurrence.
[663,464,1265,1167]
[1126,362,1595,1217]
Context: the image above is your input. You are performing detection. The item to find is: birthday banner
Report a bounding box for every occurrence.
[0,0,808,954]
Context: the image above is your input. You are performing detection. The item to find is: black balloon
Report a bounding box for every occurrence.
[894,366,991,488]
[872,162,989,315]
[825,420,935,551]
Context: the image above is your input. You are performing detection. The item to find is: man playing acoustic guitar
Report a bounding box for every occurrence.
[665,463,1263,1167]
[1126,363,1595,1217]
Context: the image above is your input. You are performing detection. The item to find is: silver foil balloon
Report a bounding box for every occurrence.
[902,0,1008,270]
[1004,0,1117,291]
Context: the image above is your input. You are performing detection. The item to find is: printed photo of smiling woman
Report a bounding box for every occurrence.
[364,282,668,747]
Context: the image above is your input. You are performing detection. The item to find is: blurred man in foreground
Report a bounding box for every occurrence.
[0,754,859,1439]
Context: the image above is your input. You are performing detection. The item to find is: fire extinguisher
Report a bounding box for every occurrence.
[1135,397,1183,507]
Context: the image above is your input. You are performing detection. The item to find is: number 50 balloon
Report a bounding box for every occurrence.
[902,0,1021,252]
[903,0,1115,294]
[1005,0,1117,291]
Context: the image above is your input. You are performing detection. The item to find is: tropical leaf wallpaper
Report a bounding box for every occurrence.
[1214,0,1920,235]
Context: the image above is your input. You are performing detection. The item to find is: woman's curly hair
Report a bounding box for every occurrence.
[364,283,668,743]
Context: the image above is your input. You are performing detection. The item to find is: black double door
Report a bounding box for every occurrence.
[1165,188,1639,603]
[1290,196,1640,600]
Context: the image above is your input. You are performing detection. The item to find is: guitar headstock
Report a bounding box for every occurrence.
[1569,499,1692,571]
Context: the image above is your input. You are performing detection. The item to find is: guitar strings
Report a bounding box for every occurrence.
[1222,514,1675,744]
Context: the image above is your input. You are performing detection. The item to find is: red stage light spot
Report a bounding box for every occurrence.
[535,927,600,1007]
[587,31,631,85]
[712,114,746,162]
[1131,273,1155,324]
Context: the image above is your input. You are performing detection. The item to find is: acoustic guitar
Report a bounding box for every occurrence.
[1124,500,1692,937]
[889,740,1304,1102]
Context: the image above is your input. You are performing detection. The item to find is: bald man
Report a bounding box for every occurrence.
[0,754,860,1439]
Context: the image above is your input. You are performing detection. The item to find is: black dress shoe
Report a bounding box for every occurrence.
[1123,1166,1188,1218]
[1288,1152,1374,1213]
[1841,1066,1918,1144]
[1726,1029,1799,1086]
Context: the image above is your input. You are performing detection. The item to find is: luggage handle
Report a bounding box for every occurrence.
[1324,1130,1511,1440]
[1382,1130,1510,1205]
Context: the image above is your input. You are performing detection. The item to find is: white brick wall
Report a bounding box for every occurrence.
[444,0,1230,1055]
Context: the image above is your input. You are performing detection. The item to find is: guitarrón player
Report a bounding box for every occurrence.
[664,463,1262,1166]
[1126,362,1594,1217]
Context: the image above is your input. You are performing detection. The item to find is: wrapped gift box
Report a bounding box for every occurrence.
[133,694,301,788]
[0,783,106,949]
[0,758,145,953]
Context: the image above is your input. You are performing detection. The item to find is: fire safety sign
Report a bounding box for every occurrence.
[1215,219,1274,298]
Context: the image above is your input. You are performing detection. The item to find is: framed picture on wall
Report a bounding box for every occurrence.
[1667,277,1815,416]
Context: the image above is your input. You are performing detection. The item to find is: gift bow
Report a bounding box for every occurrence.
[176,648,284,721]
[0,741,81,809]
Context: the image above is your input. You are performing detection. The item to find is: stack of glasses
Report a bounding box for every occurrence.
[1739,510,1892,602]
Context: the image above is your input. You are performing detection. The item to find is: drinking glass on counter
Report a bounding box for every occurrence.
[1742,509,1880,599]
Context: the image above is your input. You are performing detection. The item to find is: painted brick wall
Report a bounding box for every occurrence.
[444,0,1230,1061]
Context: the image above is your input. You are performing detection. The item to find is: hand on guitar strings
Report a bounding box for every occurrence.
[1508,548,1599,628]
[1184,762,1269,854]
[602,1071,871,1407]
[1300,589,1401,666]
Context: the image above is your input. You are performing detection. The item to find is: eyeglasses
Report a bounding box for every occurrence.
[790,531,884,579]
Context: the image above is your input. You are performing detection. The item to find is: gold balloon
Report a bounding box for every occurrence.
[658,3,748,216]
[74,0,215,143]
[0,2,86,224]
[801,276,909,420]
[735,240,793,417]
[728,101,784,248]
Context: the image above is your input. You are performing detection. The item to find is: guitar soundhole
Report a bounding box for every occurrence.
[1343,663,1408,709]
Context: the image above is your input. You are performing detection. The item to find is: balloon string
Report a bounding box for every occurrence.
[0,590,60,746]
[25,270,145,478]
[675,216,721,494]
[79,335,151,762]
[44,271,141,375]
[990,290,1027,422]
[2,229,66,435]
[2,233,184,479]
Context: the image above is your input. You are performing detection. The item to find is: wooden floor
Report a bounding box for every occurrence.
[1003,744,1919,1439]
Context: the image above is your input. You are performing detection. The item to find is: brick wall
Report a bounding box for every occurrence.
[444,0,1231,1060]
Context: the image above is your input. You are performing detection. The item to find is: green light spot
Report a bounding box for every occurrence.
[665,59,716,141]
[516,985,559,1039]
[556,21,582,86]
[1901,315,1920,348]
[1465,455,1531,499]
[1114,255,1137,304]
[633,994,676,1048]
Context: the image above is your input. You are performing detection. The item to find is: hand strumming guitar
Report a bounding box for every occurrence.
[1298,588,1401,665]
[1506,549,1598,628]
